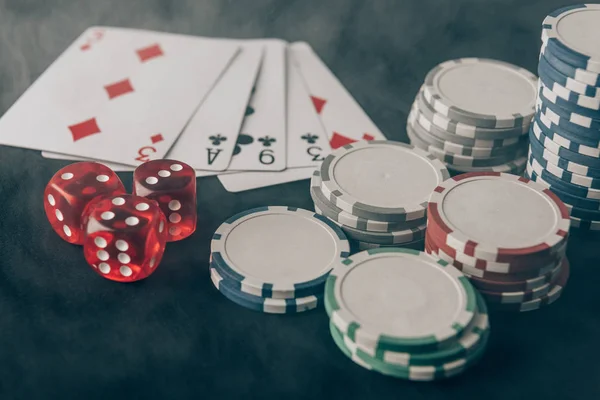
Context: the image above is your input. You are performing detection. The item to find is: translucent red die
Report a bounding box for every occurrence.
[44,162,126,244]
[133,160,196,242]
[81,194,168,282]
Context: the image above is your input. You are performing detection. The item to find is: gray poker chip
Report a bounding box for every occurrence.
[310,170,426,233]
[318,140,449,222]
[422,58,538,129]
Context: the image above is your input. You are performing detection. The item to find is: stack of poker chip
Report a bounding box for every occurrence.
[209,206,350,314]
[525,4,600,233]
[325,248,489,381]
[406,58,537,176]
[309,140,450,253]
[425,172,571,312]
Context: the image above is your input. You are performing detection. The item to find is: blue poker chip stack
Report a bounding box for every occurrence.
[526,4,600,233]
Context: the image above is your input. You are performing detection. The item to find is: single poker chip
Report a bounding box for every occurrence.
[408,107,528,158]
[529,121,600,169]
[310,170,425,233]
[446,155,528,175]
[566,202,600,220]
[527,169,600,211]
[427,172,570,262]
[529,147,600,189]
[211,206,350,299]
[325,248,477,354]
[209,267,320,314]
[536,101,600,140]
[541,4,600,74]
[411,104,522,148]
[490,258,570,312]
[536,91,600,131]
[570,216,600,230]
[425,237,563,282]
[352,289,490,367]
[538,68,600,112]
[408,123,527,168]
[352,237,425,252]
[416,91,528,140]
[534,114,600,155]
[538,80,600,119]
[538,53,600,98]
[528,155,600,199]
[540,40,600,87]
[530,131,600,178]
[329,321,489,381]
[477,280,552,304]
[318,140,449,222]
[422,58,537,129]
[426,225,567,274]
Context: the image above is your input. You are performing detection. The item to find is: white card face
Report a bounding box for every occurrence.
[286,60,331,168]
[0,26,238,166]
[218,166,314,193]
[166,43,263,171]
[225,40,287,172]
[290,42,385,149]
[40,151,218,177]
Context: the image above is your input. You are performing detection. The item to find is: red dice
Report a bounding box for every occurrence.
[133,160,197,242]
[81,194,168,282]
[44,162,126,245]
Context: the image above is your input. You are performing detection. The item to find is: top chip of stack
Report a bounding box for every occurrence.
[407,58,537,176]
[209,206,350,313]
[527,4,600,233]
[325,247,489,381]
[425,172,571,312]
[309,140,449,252]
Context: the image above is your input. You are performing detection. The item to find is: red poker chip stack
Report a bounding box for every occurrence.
[424,171,571,312]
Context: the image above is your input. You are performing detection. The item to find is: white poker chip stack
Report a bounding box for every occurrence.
[407,58,538,176]
[309,140,449,252]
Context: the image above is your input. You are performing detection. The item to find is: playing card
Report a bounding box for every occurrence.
[290,41,385,148]
[286,60,331,168]
[218,42,387,192]
[166,42,263,171]
[225,39,287,172]
[0,26,239,166]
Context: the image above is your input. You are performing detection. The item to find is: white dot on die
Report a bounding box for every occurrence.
[120,266,132,277]
[47,194,56,206]
[159,221,164,233]
[125,216,139,226]
[170,164,183,171]
[169,213,181,223]
[135,203,150,211]
[112,197,125,206]
[94,237,107,248]
[55,209,64,221]
[99,263,110,274]
[168,200,181,211]
[96,174,109,183]
[146,177,158,185]
[61,172,74,180]
[97,250,109,261]
[158,170,171,177]
[101,211,115,220]
[115,240,129,251]
[169,226,181,236]
[63,225,72,237]
[149,257,157,268]
[118,253,131,264]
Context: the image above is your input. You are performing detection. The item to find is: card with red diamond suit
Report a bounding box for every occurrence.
[166,42,264,171]
[224,39,287,172]
[0,26,239,166]
[289,41,386,149]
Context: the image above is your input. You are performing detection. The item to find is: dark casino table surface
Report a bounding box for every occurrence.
[0,1,599,399]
